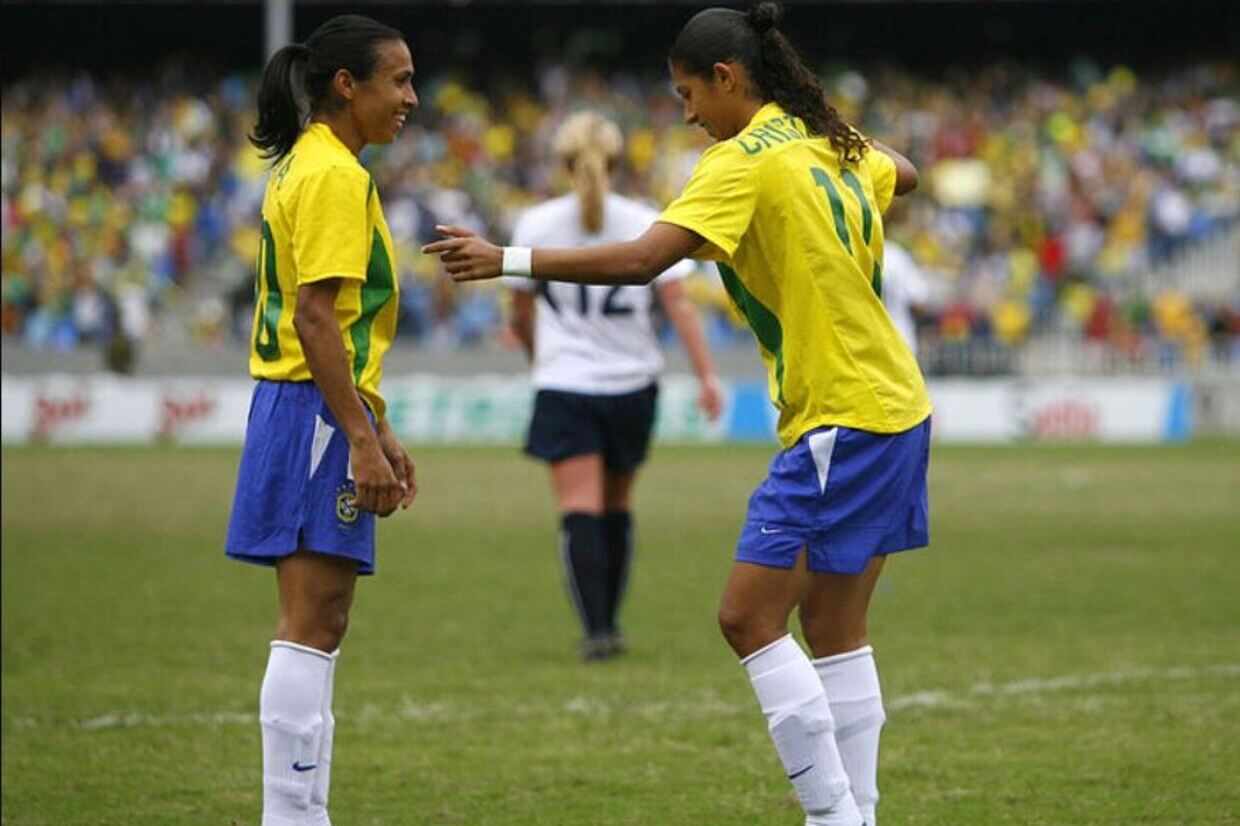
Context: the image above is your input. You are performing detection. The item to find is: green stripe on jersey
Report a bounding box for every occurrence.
[350,228,395,383]
[811,168,852,254]
[839,168,873,244]
[717,262,787,406]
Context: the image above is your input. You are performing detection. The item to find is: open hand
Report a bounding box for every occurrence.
[421,225,504,282]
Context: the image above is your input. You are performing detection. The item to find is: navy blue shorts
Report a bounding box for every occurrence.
[525,384,658,474]
[225,381,377,575]
[736,417,931,575]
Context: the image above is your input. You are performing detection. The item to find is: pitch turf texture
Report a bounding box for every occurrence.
[3,442,1238,825]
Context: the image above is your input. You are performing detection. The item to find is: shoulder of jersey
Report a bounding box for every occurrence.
[283,152,370,190]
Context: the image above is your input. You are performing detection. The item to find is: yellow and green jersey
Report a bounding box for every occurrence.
[659,102,931,447]
[250,122,399,418]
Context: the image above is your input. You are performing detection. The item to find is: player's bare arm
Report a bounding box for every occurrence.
[423,221,703,285]
[656,278,723,420]
[509,289,536,360]
[870,138,918,195]
[294,278,404,516]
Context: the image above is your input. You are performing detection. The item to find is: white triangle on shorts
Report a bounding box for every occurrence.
[807,427,839,494]
[309,415,335,480]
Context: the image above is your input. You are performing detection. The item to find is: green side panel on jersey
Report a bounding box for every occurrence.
[350,229,395,383]
[811,167,852,254]
[254,219,283,362]
[839,168,873,244]
[717,262,787,406]
[871,259,883,298]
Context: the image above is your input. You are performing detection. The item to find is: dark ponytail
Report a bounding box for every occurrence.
[250,43,309,161]
[249,14,405,161]
[670,2,868,163]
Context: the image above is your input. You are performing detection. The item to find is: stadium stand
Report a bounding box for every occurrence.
[2,57,1236,373]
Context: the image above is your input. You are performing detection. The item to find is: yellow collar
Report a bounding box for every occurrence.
[742,101,788,132]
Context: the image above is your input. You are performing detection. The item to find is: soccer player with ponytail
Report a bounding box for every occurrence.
[225,14,417,825]
[427,4,925,822]
[504,111,721,661]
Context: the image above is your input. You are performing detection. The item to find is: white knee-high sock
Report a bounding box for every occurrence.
[814,645,886,826]
[260,641,332,826]
[743,635,863,826]
[307,649,339,826]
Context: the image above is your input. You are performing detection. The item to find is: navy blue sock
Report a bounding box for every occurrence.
[601,511,633,633]
[560,512,609,637]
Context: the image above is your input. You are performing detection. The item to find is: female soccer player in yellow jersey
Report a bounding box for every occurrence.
[426,4,926,824]
[225,15,417,825]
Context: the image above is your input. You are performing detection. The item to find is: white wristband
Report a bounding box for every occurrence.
[501,246,533,276]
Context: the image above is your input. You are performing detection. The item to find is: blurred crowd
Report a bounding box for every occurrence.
[2,57,1237,372]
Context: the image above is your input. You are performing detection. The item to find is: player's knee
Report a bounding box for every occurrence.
[280,602,350,652]
[717,604,781,656]
[318,605,349,651]
[716,603,747,648]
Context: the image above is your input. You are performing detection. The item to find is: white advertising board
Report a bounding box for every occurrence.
[1,374,1191,446]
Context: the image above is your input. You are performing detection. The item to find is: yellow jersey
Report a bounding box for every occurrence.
[659,102,931,447]
[250,123,399,418]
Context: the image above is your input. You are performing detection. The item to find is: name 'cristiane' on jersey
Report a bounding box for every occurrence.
[659,102,931,447]
[249,123,399,417]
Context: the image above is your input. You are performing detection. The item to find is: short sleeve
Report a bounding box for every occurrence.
[658,145,759,261]
[863,148,898,215]
[292,165,372,285]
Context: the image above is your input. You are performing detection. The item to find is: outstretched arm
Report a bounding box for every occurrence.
[423,222,704,285]
[509,289,536,360]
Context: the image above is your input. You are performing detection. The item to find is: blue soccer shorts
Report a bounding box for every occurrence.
[736,417,931,575]
[225,380,377,575]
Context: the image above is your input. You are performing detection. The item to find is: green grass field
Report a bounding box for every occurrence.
[3,442,1239,825]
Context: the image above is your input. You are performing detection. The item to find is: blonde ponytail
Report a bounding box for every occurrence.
[553,112,623,235]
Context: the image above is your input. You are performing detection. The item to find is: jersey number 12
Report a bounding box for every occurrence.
[538,282,633,317]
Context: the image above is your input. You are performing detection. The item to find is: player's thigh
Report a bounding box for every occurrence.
[276,550,359,625]
[798,556,885,657]
[550,453,605,514]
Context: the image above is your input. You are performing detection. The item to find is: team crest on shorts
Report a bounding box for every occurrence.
[335,483,359,525]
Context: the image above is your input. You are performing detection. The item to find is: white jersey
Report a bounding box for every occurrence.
[881,241,930,357]
[505,192,693,395]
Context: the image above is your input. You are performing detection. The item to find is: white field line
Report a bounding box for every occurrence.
[7,663,1237,733]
